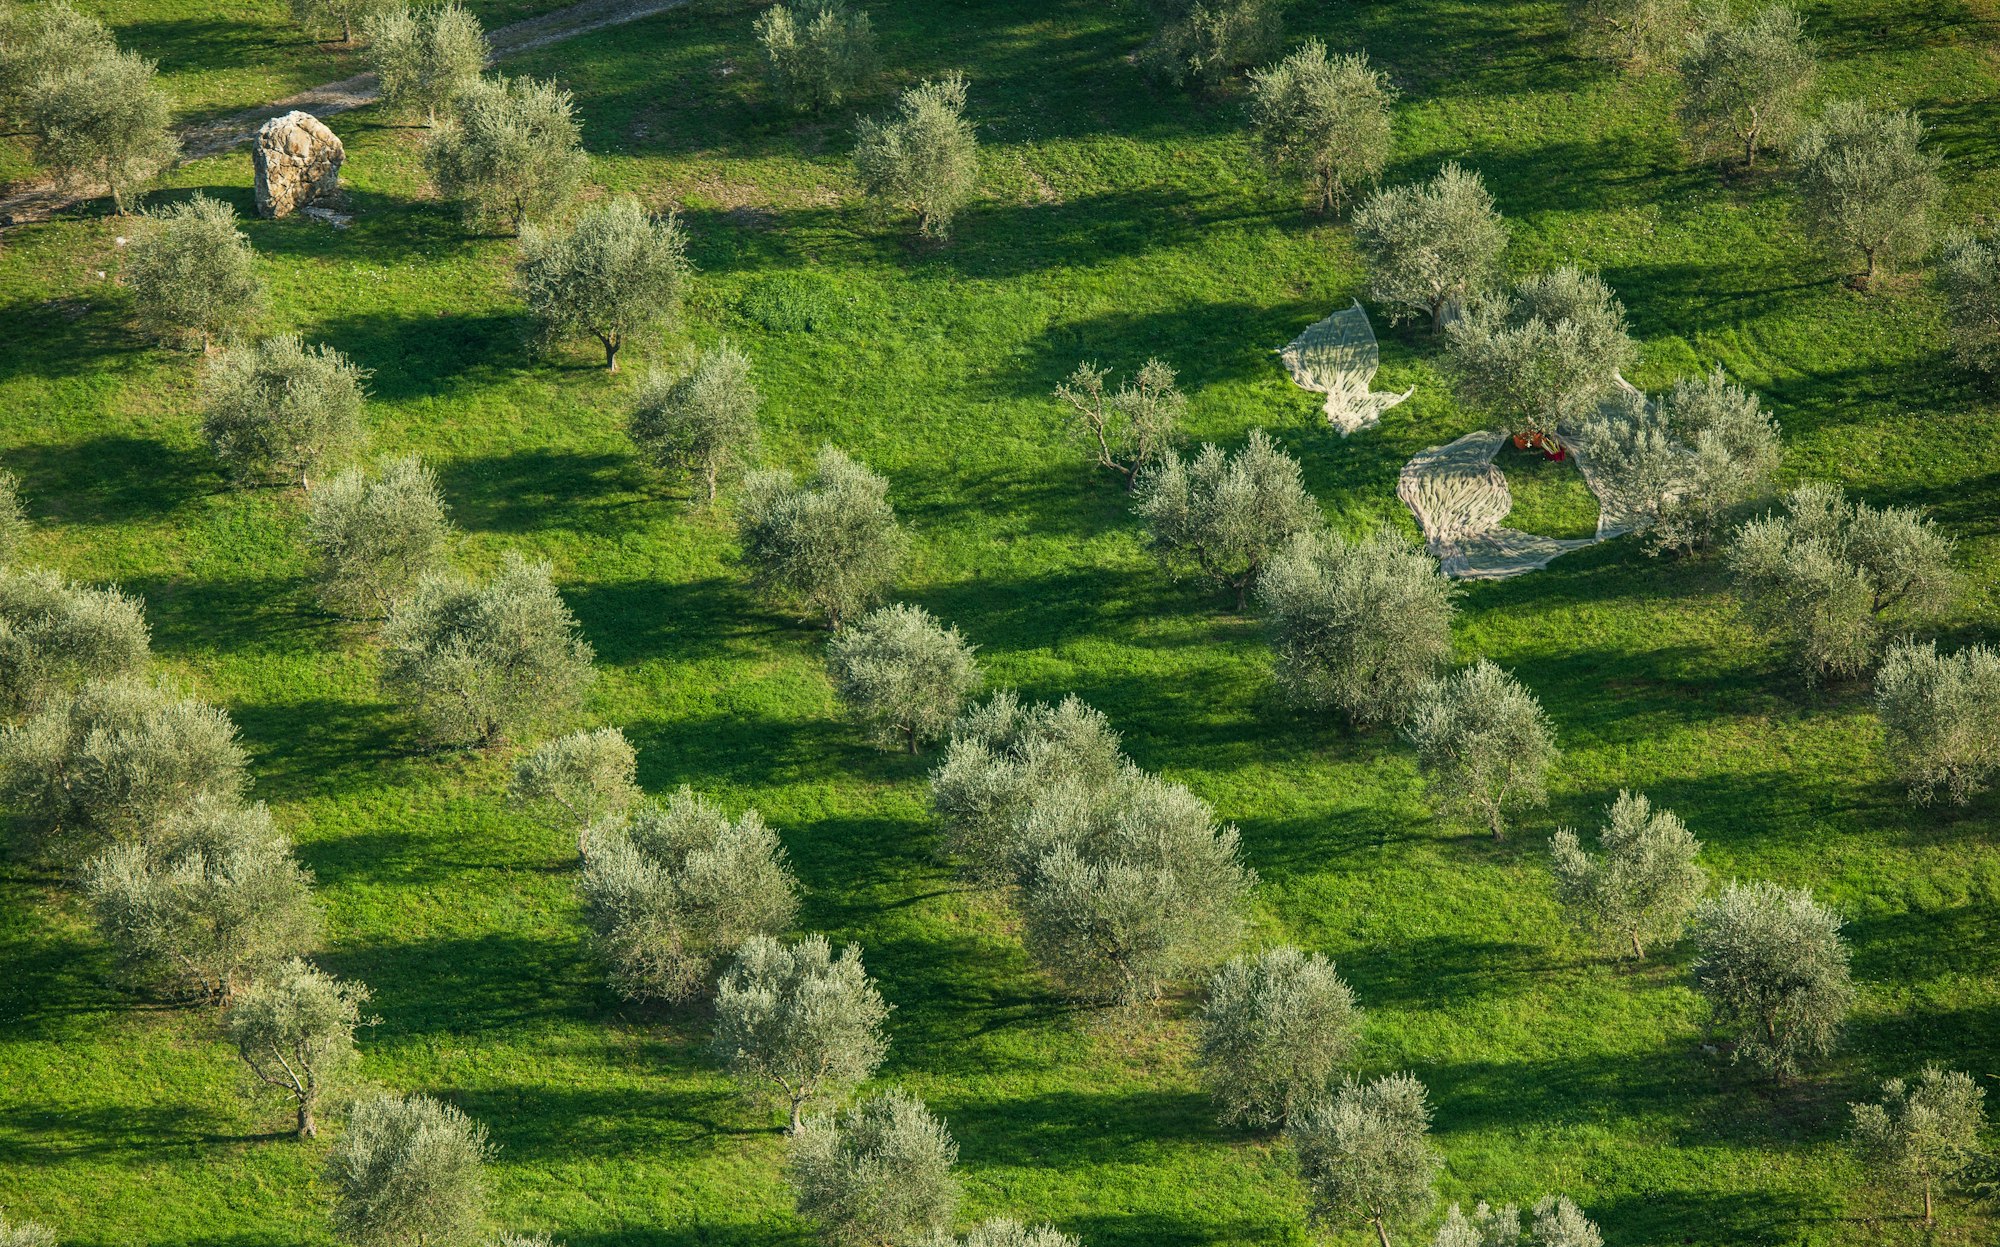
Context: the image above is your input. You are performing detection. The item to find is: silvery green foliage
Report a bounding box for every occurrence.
[1016,766,1255,1005]
[381,554,595,748]
[0,0,111,121]
[82,798,321,1002]
[1525,1196,1602,1247]
[1139,0,1281,92]
[1132,428,1320,610]
[424,74,586,233]
[630,344,763,501]
[306,454,453,619]
[947,1221,1081,1247]
[509,726,641,839]
[1403,660,1557,840]
[1431,1201,1521,1247]
[1198,946,1362,1128]
[1691,880,1854,1078]
[0,1214,57,1247]
[1052,357,1185,485]
[712,933,890,1130]
[1936,233,2000,375]
[1655,369,1781,555]
[1792,100,1941,287]
[201,335,369,490]
[1287,1073,1441,1244]
[1678,4,1816,170]
[1850,1066,1988,1223]
[737,446,905,630]
[488,1237,561,1247]
[1725,482,1956,681]
[1572,0,1693,71]
[22,45,177,213]
[0,470,26,565]
[1256,528,1456,727]
[826,603,982,753]
[327,1093,490,1247]
[0,566,150,720]
[1445,267,1636,439]
[224,957,370,1138]
[0,677,246,853]
[1246,41,1394,215]
[926,691,1125,884]
[788,1090,960,1245]
[517,198,691,371]
[364,2,486,125]
[1353,162,1510,330]
[755,0,879,114]
[1549,790,1707,961]
[854,74,979,240]
[291,0,392,43]
[579,788,799,1003]
[1875,640,2000,806]
[123,193,263,352]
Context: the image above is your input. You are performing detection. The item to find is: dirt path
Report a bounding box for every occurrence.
[0,0,690,227]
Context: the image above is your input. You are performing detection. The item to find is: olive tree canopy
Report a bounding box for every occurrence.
[1133,428,1320,610]
[364,2,487,125]
[1691,879,1853,1078]
[629,344,762,500]
[737,446,905,630]
[425,73,587,232]
[1678,5,1816,171]
[787,1091,960,1246]
[201,335,369,491]
[825,603,981,753]
[517,198,691,372]
[854,74,979,240]
[1199,946,1362,1129]
[123,193,263,352]
[1246,41,1395,215]
[1353,163,1510,331]
[326,1093,490,1247]
[711,933,890,1130]
[0,567,150,721]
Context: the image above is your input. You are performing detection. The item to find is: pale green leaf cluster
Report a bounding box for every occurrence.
[737,445,905,629]
[1691,879,1854,1077]
[510,725,641,836]
[711,933,890,1128]
[123,193,264,352]
[1051,357,1185,484]
[22,44,178,213]
[1550,790,1708,959]
[1445,267,1636,438]
[1936,232,2000,374]
[292,0,394,43]
[1791,100,1941,285]
[306,454,454,618]
[1133,428,1319,609]
[1138,0,1281,92]
[1875,640,2000,806]
[1850,1067,1987,1220]
[1198,946,1362,1128]
[1433,1195,1603,1247]
[326,1093,490,1247]
[1678,5,1816,170]
[0,566,150,720]
[224,957,371,1137]
[788,1090,959,1246]
[1287,1073,1441,1241]
[1571,0,1693,71]
[1353,162,1510,330]
[1404,660,1558,839]
[364,2,487,125]
[826,603,981,752]
[0,1214,57,1247]
[201,334,370,489]
[854,74,979,240]
[517,198,690,370]
[0,0,112,120]
[1246,41,1395,215]
[630,343,763,499]
[0,470,26,566]
[755,1,879,113]
[424,73,586,233]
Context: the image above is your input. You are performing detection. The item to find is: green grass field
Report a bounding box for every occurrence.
[3,0,1999,1244]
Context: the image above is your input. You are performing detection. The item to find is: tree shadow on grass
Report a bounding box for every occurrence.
[1,436,212,526]
[318,932,598,1040]
[0,291,142,383]
[563,575,776,669]
[229,695,411,805]
[449,1080,768,1163]
[939,1086,1225,1171]
[1336,934,1557,1012]
[302,311,531,403]
[0,1103,259,1169]
[437,450,653,540]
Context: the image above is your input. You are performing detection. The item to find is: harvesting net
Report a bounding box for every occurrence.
[1278,300,1414,435]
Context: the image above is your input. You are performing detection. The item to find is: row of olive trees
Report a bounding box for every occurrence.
[0,0,177,212]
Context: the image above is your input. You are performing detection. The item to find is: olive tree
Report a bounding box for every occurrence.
[224,957,371,1138]
[1133,429,1318,610]
[364,2,487,125]
[788,1090,960,1247]
[947,1222,1079,1247]
[0,567,150,720]
[1444,267,1636,442]
[826,603,981,753]
[854,74,979,241]
[579,788,799,1003]
[425,74,586,232]
[1404,661,1557,840]
[1288,1073,1441,1247]
[1434,1197,1602,1247]
[0,1217,55,1247]
[1257,528,1456,728]
[24,46,178,213]
[1247,42,1394,216]
[737,446,905,630]
[292,0,393,44]
[755,0,879,113]
[1139,0,1281,93]
[123,193,264,353]
[1792,101,1941,288]
[927,691,1125,884]
[327,1093,490,1247]
[1550,790,1707,960]
[201,335,369,491]
[0,677,247,854]
[1936,233,2000,376]
[517,198,691,372]
[82,800,322,1003]
[1353,163,1510,331]
[1572,0,1693,71]
[1850,1067,1988,1225]
[1017,768,1256,1006]
[509,726,640,844]
[629,344,762,500]
[1875,639,2000,807]
[305,454,453,619]
[712,934,890,1130]
[1690,880,1853,1078]
[1051,357,1185,487]
[0,470,26,566]
[1726,482,1956,682]
[1199,946,1362,1129]
[381,554,595,748]
[1678,5,1816,171]
[0,0,111,123]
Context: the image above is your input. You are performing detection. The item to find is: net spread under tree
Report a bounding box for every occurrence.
[1277,301,1414,434]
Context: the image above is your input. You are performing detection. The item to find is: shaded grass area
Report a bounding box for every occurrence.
[0,0,1998,1244]
[1497,444,1601,540]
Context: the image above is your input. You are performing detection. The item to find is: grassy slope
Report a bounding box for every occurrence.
[2,0,1999,1245]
